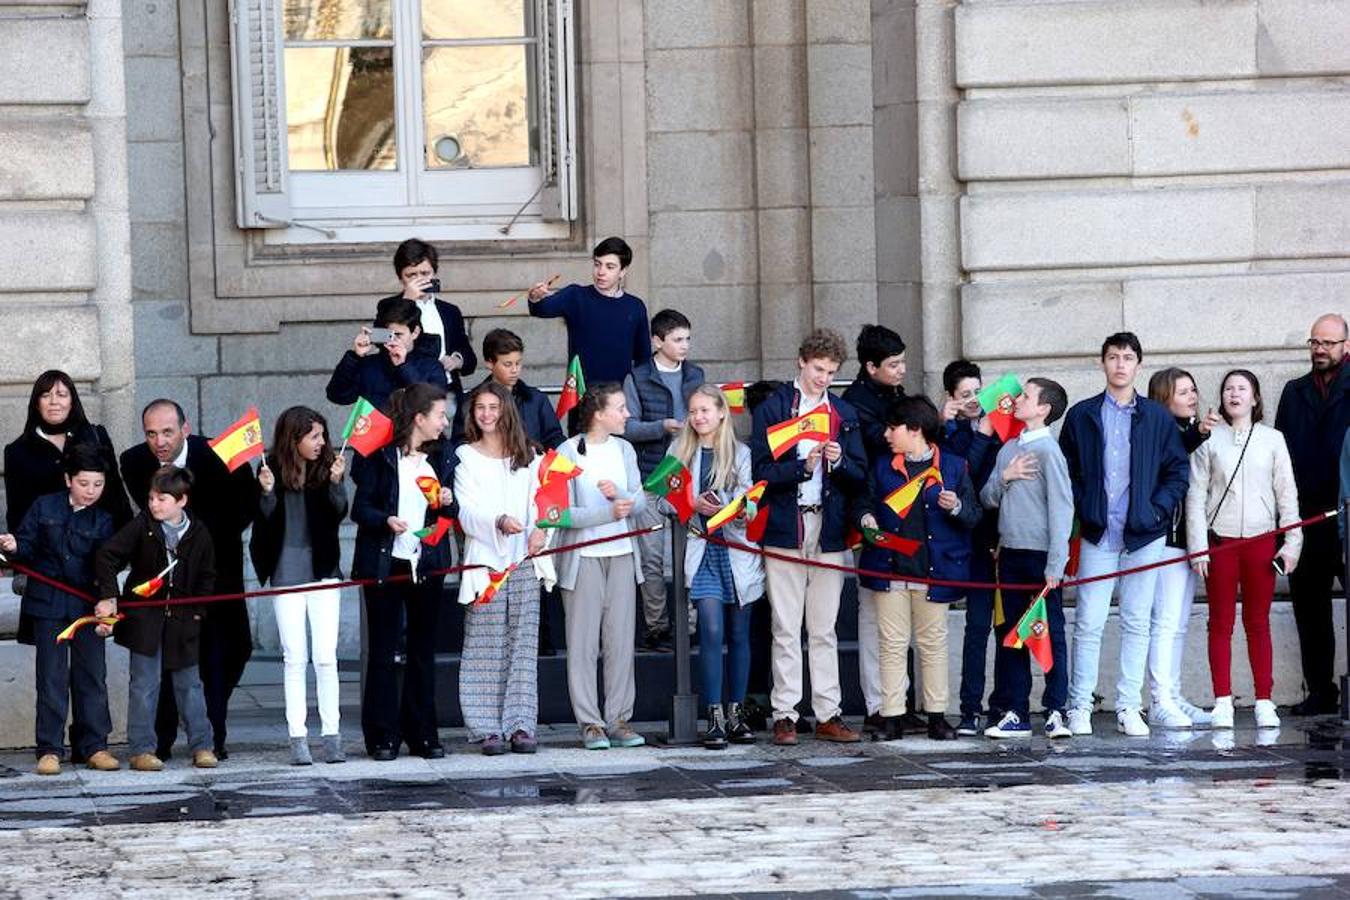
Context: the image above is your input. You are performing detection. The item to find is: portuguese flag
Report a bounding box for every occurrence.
[643,455,695,524]
[719,382,747,415]
[555,356,586,420]
[209,406,265,472]
[978,373,1025,443]
[416,475,444,509]
[536,477,573,529]
[412,516,454,546]
[342,397,393,457]
[1003,588,1054,672]
[863,526,920,556]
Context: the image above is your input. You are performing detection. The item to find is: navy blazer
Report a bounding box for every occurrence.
[350,440,458,582]
[12,491,114,622]
[326,347,447,414]
[1059,391,1190,552]
[749,383,867,552]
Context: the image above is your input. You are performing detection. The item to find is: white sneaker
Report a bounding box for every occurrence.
[984,711,1032,739]
[1254,699,1280,729]
[1211,696,1234,729]
[1116,708,1150,737]
[1044,711,1072,739]
[1150,703,1193,729]
[1066,707,1093,736]
[1178,698,1213,727]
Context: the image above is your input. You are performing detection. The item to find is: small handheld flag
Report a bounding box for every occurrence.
[474,566,515,605]
[704,492,743,534]
[56,614,124,643]
[416,475,443,509]
[882,464,943,520]
[1002,587,1054,672]
[535,478,573,529]
[743,481,768,542]
[643,455,695,524]
[209,407,265,472]
[862,526,921,556]
[499,273,560,309]
[538,448,582,485]
[412,516,454,546]
[130,559,178,598]
[978,374,1025,442]
[719,382,747,415]
[341,397,394,457]
[765,408,832,460]
[555,356,586,420]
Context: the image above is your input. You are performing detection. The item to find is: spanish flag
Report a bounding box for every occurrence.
[55,614,123,643]
[883,464,943,520]
[416,475,444,509]
[131,559,178,598]
[719,382,747,415]
[538,448,581,485]
[704,492,743,534]
[209,407,265,472]
[765,408,832,460]
[743,480,768,542]
[474,566,515,605]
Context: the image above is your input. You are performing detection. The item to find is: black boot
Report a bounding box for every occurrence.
[703,705,728,750]
[927,713,957,741]
[726,702,756,744]
[880,716,904,742]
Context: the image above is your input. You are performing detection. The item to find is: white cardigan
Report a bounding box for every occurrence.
[682,442,765,606]
[453,444,556,605]
[1185,422,1302,563]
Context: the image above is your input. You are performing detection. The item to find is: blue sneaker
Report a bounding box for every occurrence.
[956,713,982,736]
[1044,710,1072,739]
[984,711,1032,738]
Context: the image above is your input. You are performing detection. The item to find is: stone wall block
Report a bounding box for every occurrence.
[750,0,806,46]
[133,300,220,377]
[871,2,916,106]
[0,20,90,104]
[200,374,336,436]
[0,306,103,381]
[133,376,199,428]
[646,285,760,362]
[124,56,185,143]
[129,222,189,301]
[753,44,808,129]
[0,121,95,200]
[127,141,186,224]
[955,2,1259,87]
[809,126,876,207]
[755,128,811,208]
[812,282,878,348]
[759,282,813,362]
[960,187,1256,271]
[649,210,759,287]
[646,49,754,133]
[873,101,918,197]
[0,213,96,291]
[958,98,1130,181]
[647,0,749,49]
[1254,182,1350,259]
[806,0,871,44]
[757,207,812,284]
[960,281,1124,359]
[806,43,874,127]
[1257,0,1350,75]
[874,195,922,284]
[647,131,754,212]
[122,0,181,56]
[812,207,877,283]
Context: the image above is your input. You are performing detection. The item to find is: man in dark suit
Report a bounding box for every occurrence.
[1275,313,1350,716]
[120,399,259,758]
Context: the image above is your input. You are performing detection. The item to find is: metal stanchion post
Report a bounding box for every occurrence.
[668,521,700,744]
[1341,498,1349,724]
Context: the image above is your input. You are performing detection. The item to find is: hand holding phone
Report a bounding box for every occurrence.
[367,327,393,344]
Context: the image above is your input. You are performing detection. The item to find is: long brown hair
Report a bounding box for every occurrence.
[271,406,336,491]
[463,382,532,471]
[389,382,447,452]
[1147,366,1195,408]
[25,370,91,436]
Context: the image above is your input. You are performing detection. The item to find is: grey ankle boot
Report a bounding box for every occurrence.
[321,734,346,764]
[289,737,313,766]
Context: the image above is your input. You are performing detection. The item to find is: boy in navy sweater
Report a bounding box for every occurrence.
[0,445,117,775]
[526,236,651,387]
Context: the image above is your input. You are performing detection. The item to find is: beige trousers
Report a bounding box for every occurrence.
[875,586,948,716]
[765,511,844,723]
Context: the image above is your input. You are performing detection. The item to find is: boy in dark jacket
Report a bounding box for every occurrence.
[0,446,118,775]
[623,308,706,649]
[856,395,978,742]
[96,465,218,771]
[453,328,565,450]
[326,296,446,413]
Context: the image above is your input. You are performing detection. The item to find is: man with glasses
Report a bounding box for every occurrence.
[1275,313,1350,716]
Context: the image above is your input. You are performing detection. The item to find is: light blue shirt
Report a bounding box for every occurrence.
[1100,392,1136,551]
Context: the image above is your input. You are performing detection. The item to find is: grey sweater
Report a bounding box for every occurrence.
[980,430,1075,580]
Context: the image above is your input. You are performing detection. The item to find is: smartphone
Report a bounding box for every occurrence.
[425,277,442,294]
[701,490,721,507]
[1272,556,1286,576]
[367,327,393,344]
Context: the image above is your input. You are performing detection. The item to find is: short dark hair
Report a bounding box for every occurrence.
[1026,377,1068,426]
[63,443,108,478]
[651,308,691,339]
[942,360,982,396]
[482,328,525,362]
[593,236,632,268]
[393,238,438,274]
[745,380,779,414]
[855,325,906,368]
[375,295,422,331]
[150,464,193,500]
[884,395,942,444]
[142,399,186,427]
[1219,369,1264,424]
[1101,331,1143,361]
[798,328,848,365]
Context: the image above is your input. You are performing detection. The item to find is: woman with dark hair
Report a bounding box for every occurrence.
[454,382,555,755]
[553,383,648,749]
[4,370,131,536]
[1187,369,1301,729]
[249,406,349,765]
[1145,367,1218,728]
[350,382,456,760]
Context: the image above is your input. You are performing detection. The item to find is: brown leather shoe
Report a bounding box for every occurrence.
[129,753,164,772]
[192,750,219,769]
[815,715,862,743]
[35,754,61,776]
[772,717,798,746]
[86,750,120,771]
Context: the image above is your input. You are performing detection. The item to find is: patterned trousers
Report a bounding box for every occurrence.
[459,567,541,741]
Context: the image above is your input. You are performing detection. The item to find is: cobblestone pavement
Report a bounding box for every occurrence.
[0,706,1345,898]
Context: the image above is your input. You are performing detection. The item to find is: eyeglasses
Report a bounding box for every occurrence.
[1307,338,1346,350]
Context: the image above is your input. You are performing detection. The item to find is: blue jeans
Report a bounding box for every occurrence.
[1068,536,1166,712]
[990,549,1068,718]
[695,596,753,706]
[958,546,997,716]
[32,617,111,759]
[128,647,211,756]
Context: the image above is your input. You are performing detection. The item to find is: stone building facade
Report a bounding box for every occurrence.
[0,0,1346,665]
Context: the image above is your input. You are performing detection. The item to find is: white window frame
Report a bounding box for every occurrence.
[229,0,577,244]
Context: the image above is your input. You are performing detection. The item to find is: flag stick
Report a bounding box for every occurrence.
[499,273,561,309]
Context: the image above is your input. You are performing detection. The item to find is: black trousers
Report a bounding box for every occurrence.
[362,562,445,753]
[31,617,112,759]
[156,600,252,755]
[1289,518,1346,701]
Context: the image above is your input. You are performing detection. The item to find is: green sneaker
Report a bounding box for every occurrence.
[582,725,611,750]
[608,721,646,748]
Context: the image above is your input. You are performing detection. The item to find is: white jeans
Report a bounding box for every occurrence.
[857,587,882,715]
[274,581,342,739]
[1068,537,1165,712]
[1148,545,1196,708]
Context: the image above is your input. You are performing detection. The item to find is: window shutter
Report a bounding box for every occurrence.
[538,0,578,222]
[228,0,291,229]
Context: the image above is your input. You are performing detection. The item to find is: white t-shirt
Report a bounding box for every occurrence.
[393,451,436,562]
[575,437,630,558]
[414,298,446,358]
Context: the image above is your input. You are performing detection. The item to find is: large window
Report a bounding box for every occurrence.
[230,0,577,243]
